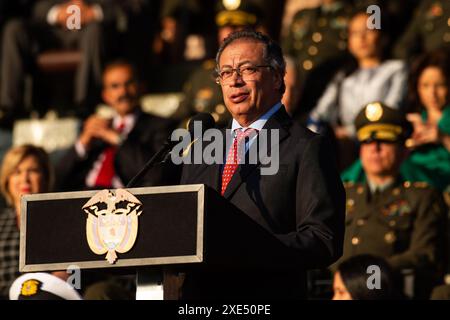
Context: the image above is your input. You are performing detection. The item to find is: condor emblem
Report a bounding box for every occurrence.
[82,189,142,264]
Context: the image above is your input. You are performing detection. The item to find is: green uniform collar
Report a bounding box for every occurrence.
[367,178,396,194]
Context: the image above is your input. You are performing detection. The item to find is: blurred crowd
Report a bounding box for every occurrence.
[0,0,450,300]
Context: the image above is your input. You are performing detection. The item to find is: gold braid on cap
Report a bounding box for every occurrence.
[357,123,403,142]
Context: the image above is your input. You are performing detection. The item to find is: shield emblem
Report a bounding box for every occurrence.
[83,189,142,264]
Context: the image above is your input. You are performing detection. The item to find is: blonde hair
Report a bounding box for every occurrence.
[0,145,53,205]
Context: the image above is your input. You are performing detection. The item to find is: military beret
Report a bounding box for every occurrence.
[215,0,262,27]
[355,102,412,143]
[9,273,82,300]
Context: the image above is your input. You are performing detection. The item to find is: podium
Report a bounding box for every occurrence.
[20,184,301,299]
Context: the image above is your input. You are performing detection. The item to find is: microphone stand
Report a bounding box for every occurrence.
[126,140,174,188]
[128,138,175,300]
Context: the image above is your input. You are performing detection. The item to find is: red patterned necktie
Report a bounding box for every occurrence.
[221,128,258,195]
[94,121,125,188]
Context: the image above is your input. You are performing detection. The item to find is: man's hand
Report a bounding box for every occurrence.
[79,115,120,149]
[96,124,122,146]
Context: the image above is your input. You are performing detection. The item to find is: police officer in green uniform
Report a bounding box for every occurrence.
[282,0,353,118]
[173,0,264,128]
[333,102,448,299]
[393,0,450,59]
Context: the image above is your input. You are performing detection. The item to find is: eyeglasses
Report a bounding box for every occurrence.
[215,64,272,84]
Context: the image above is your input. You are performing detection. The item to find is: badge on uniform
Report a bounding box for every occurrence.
[382,199,411,218]
[20,279,41,297]
[346,198,355,215]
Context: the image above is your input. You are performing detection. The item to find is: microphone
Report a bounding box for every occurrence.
[187,112,216,138]
[126,112,216,188]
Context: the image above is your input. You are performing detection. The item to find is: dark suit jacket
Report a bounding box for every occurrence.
[56,111,177,191]
[179,106,346,299]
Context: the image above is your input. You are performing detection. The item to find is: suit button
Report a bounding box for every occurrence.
[308,45,318,55]
[384,232,396,244]
[356,219,365,226]
[312,32,323,43]
[351,237,360,245]
[303,60,313,70]
[389,220,396,227]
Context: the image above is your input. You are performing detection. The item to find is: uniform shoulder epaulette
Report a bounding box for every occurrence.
[343,181,362,189]
[402,181,429,189]
[343,181,354,188]
[412,181,429,188]
[202,59,215,70]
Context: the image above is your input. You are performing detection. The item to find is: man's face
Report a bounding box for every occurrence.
[360,140,402,177]
[218,39,281,126]
[102,65,139,116]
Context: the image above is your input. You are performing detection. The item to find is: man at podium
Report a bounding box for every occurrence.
[178,30,346,299]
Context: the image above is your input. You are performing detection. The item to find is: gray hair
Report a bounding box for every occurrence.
[215,30,286,95]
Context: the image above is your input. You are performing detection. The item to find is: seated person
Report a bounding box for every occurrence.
[0,144,53,299]
[308,9,407,138]
[332,254,400,300]
[403,49,450,192]
[343,50,450,192]
[56,60,177,191]
[393,0,450,60]
[333,102,447,299]
[173,2,265,128]
[307,9,407,170]
[282,0,353,117]
[0,0,118,125]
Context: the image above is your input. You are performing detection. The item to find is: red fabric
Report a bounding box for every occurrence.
[221,128,258,195]
[94,121,125,188]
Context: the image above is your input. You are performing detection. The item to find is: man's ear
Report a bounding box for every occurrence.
[273,72,283,92]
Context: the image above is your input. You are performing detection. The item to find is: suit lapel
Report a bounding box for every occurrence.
[193,127,227,193]
[223,106,292,199]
